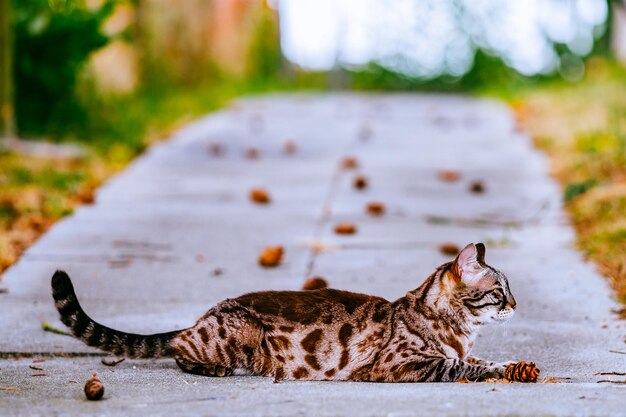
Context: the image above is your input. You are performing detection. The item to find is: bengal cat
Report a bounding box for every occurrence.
[51,243,517,382]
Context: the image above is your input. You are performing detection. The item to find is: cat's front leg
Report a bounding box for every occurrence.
[467,357,515,369]
[466,356,489,366]
[383,357,508,382]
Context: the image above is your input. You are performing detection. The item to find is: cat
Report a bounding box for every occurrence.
[51,242,516,382]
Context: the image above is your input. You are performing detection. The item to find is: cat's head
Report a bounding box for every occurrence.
[450,243,516,325]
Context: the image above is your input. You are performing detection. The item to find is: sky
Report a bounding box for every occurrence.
[276,0,608,78]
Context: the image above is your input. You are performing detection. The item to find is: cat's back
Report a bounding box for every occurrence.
[227,288,395,380]
[233,288,390,325]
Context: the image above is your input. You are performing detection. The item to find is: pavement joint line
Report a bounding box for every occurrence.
[303,158,346,280]
[0,352,109,359]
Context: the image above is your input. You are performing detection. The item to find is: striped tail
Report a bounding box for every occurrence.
[51,270,184,358]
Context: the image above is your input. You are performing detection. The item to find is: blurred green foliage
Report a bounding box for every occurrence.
[564,178,598,202]
[349,49,556,93]
[247,5,283,83]
[12,0,113,136]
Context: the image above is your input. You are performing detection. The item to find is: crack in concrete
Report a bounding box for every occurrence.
[303,163,345,280]
[0,352,109,359]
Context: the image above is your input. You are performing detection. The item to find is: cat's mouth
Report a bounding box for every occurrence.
[494,308,515,322]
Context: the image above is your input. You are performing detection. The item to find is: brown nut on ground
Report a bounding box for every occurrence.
[438,243,460,256]
[249,188,271,204]
[438,169,461,182]
[208,143,223,157]
[244,147,260,159]
[469,180,486,194]
[283,140,298,154]
[258,246,284,267]
[84,373,104,401]
[334,223,357,235]
[353,176,368,190]
[341,157,359,170]
[302,277,328,290]
[366,202,385,216]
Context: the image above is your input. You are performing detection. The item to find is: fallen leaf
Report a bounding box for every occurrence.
[438,170,461,182]
[334,223,357,235]
[439,243,460,256]
[366,202,385,216]
[302,277,328,291]
[258,246,284,268]
[249,188,271,204]
[341,157,359,170]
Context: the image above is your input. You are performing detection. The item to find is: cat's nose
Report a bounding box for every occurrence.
[507,295,517,310]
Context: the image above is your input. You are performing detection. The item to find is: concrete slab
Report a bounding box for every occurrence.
[1,93,624,416]
[1,357,625,417]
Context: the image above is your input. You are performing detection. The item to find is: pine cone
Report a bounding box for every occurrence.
[504,361,540,383]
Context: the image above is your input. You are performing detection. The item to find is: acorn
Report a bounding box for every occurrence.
[258,246,284,268]
[504,361,540,383]
[438,243,460,256]
[84,373,104,401]
[249,188,271,204]
[366,202,385,216]
[244,147,259,160]
[283,140,298,154]
[208,143,223,157]
[469,180,486,194]
[353,176,368,190]
[340,157,359,170]
[302,277,329,291]
[334,223,357,235]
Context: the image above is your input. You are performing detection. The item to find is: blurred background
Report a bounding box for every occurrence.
[0,0,625,305]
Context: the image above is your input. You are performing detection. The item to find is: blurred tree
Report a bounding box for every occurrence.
[613,0,626,62]
[247,0,282,82]
[0,0,15,138]
[137,0,278,86]
[13,0,112,136]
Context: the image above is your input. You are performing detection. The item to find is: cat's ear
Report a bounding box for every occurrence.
[453,243,486,283]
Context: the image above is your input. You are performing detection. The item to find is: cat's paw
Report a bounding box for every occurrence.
[466,356,487,365]
[176,359,233,377]
[489,361,516,378]
[204,363,233,377]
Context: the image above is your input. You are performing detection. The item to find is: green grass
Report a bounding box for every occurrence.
[510,57,626,308]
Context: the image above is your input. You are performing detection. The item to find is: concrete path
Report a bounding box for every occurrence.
[1,94,624,416]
